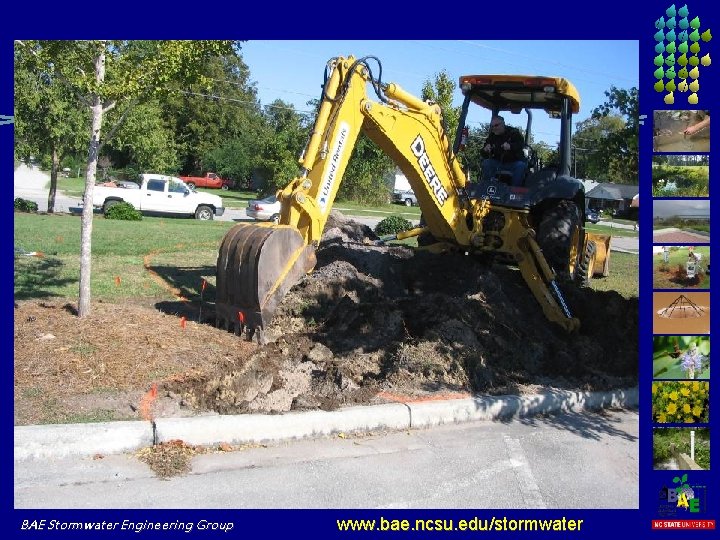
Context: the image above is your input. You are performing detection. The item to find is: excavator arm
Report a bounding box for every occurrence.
[215,56,579,342]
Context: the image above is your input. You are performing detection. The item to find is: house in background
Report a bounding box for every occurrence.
[586,183,639,218]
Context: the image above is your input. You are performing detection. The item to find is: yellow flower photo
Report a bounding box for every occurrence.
[652,381,710,424]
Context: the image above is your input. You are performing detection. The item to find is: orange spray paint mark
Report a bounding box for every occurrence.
[180,316,187,329]
[114,276,121,286]
[201,279,207,292]
[139,383,158,422]
[238,311,245,324]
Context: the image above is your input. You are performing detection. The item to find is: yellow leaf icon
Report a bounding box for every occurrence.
[701,53,711,66]
[688,92,699,105]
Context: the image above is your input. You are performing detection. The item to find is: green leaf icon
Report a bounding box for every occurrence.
[677,53,688,66]
[666,4,676,18]
[690,41,701,54]
[666,29,677,42]
[678,4,688,17]
[701,29,712,42]
[679,17,689,29]
[665,55,676,66]
[673,476,681,484]
[656,42,666,53]
[666,42,677,53]
[682,474,688,483]
[654,66,666,79]
[656,17,666,29]
[666,17,677,30]
[678,67,689,79]
[655,29,666,41]
[655,54,665,66]
[665,67,677,79]
[689,55,699,66]
[654,80,665,92]
[689,16,700,29]
[678,30,688,42]
[690,29,700,41]
[665,80,677,92]
[679,41,689,53]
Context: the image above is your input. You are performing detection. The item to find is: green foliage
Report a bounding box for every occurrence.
[104,201,142,221]
[375,215,413,236]
[652,164,709,197]
[14,197,39,213]
[421,70,461,141]
[590,86,639,182]
[107,101,181,173]
[653,428,710,469]
[339,134,395,206]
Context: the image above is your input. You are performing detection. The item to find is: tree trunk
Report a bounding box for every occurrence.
[48,146,58,213]
[78,43,106,318]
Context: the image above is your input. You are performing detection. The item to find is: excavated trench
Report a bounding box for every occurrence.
[168,213,638,415]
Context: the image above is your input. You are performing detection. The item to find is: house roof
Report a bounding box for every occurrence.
[586,183,639,200]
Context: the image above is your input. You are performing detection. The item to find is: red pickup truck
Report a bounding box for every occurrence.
[179,172,234,190]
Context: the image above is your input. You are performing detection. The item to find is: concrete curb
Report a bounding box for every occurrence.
[14,387,638,461]
[14,421,153,461]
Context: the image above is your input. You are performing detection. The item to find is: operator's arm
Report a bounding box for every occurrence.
[481,134,495,158]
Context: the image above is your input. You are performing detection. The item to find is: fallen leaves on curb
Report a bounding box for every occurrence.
[136,439,204,479]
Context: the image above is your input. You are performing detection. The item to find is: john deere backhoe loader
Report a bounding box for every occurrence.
[215,55,610,343]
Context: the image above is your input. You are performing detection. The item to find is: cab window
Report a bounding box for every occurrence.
[146,179,166,192]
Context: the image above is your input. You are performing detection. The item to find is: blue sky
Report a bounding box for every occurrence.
[653,199,711,218]
[239,40,639,146]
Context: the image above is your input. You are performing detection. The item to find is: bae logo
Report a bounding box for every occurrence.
[658,474,707,516]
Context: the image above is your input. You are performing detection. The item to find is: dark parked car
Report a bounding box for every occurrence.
[586,209,600,224]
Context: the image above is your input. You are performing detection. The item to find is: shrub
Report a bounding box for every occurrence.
[14,198,38,213]
[375,215,413,236]
[105,201,142,221]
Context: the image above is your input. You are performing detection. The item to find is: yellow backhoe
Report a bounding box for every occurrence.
[215,56,610,343]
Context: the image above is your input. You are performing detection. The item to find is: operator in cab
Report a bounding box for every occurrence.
[480,115,526,187]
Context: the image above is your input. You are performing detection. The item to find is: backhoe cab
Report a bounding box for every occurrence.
[454,75,610,283]
[215,56,610,343]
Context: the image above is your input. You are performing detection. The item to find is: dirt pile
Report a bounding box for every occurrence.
[171,212,638,415]
[13,212,638,425]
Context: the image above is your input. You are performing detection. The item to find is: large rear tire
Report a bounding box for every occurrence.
[536,200,582,281]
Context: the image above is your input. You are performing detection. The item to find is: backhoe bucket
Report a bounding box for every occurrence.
[215,224,316,336]
[586,233,611,277]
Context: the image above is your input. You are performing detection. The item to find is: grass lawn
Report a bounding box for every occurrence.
[15,212,638,304]
[14,213,234,302]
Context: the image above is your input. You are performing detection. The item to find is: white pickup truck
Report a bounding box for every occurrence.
[90,174,225,220]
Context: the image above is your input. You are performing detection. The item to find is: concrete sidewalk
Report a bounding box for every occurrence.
[15,387,638,461]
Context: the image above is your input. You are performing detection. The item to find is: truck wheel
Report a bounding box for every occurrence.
[405,198,413,207]
[187,182,196,190]
[536,200,582,281]
[271,214,280,225]
[195,205,214,220]
[103,200,120,216]
[574,240,597,287]
[221,184,229,191]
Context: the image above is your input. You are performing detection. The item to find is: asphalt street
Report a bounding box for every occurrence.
[15,409,639,509]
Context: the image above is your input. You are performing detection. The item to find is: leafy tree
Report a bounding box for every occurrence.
[160,53,260,175]
[421,70,461,143]
[16,40,237,317]
[106,101,181,174]
[14,45,87,213]
[590,86,639,183]
[573,115,626,180]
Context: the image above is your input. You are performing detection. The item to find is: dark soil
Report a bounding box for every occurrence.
[14,212,638,426]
